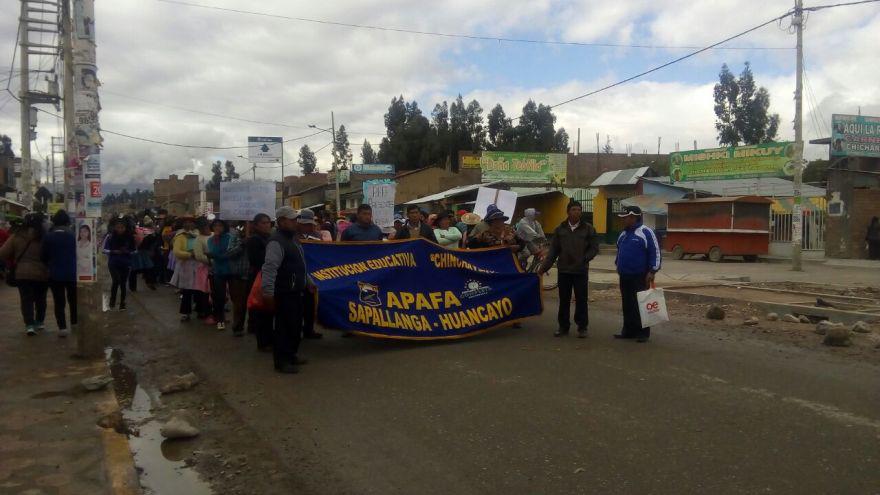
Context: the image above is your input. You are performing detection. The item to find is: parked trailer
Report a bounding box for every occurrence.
[665,196,771,262]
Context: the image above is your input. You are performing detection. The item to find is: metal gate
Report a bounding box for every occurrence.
[770,205,826,251]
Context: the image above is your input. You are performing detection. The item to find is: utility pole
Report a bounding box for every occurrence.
[61,0,74,210]
[331,111,340,213]
[19,0,33,208]
[791,0,804,271]
[576,128,580,155]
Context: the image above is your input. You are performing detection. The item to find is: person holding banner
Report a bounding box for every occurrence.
[261,207,312,374]
[538,201,599,338]
[395,205,438,243]
[341,204,383,241]
[614,206,661,343]
[295,209,323,339]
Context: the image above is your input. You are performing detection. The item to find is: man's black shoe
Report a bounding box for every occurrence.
[554,329,569,337]
[304,332,323,339]
[613,334,633,339]
[275,364,299,374]
[577,328,588,338]
[636,337,649,343]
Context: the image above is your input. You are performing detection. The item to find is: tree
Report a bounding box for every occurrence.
[378,96,432,170]
[298,144,318,174]
[487,104,511,150]
[515,100,557,152]
[465,99,486,151]
[553,128,570,153]
[602,135,614,154]
[360,140,378,164]
[332,125,352,169]
[0,134,14,157]
[714,62,780,146]
[208,161,223,189]
[223,160,239,181]
[803,159,828,184]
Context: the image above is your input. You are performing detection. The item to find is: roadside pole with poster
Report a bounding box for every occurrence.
[363,180,396,231]
[75,218,96,282]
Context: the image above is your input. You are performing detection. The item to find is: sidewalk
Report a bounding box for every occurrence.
[587,253,880,287]
[0,285,138,494]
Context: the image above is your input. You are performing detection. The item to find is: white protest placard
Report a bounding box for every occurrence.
[220,181,277,221]
[474,187,517,224]
[363,180,396,230]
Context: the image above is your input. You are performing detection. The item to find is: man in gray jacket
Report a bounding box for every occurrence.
[538,201,600,338]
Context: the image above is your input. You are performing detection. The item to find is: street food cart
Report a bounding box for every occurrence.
[666,196,771,262]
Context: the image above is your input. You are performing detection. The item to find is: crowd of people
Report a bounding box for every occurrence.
[0,199,662,373]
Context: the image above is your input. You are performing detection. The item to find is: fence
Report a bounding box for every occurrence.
[770,207,826,251]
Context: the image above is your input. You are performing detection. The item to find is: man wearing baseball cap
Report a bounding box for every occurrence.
[615,205,661,343]
[261,206,312,373]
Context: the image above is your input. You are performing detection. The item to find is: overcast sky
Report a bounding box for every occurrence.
[1,0,878,188]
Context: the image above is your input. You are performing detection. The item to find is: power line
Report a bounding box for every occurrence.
[804,0,880,11]
[536,11,795,116]
[156,0,793,51]
[102,128,327,149]
[101,89,386,136]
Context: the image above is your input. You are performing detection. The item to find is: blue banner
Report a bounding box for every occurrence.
[302,239,543,340]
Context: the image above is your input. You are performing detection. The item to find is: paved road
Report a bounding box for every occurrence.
[129,288,880,494]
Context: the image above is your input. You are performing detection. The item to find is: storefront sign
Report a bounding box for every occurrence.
[352,163,395,174]
[480,151,567,184]
[669,142,796,182]
[302,239,542,340]
[459,153,481,169]
[832,114,880,158]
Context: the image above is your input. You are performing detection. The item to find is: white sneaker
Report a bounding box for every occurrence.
[58,328,69,338]
[217,321,226,331]
[26,326,36,336]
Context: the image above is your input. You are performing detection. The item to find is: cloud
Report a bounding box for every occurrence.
[1,0,878,187]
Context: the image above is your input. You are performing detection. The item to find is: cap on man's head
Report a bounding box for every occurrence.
[276,206,298,220]
[297,209,317,225]
[617,206,643,217]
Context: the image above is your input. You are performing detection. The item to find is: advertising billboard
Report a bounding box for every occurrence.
[247,136,283,163]
[669,142,796,182]
[480,151,567,184]
[832,114,880,158]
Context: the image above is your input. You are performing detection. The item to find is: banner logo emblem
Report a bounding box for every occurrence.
[461,279,491,299]
[358,281,382,307]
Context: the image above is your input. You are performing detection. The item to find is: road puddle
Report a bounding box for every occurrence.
[107,348,213,495]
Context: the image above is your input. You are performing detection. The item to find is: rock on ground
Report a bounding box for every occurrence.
[160,416,200,439]
[798,315,812,324]
[160,372,200,395]
[815,320,844,335]
[766,313,779,321]
[743,317,760,326]
[81,374,114,392]
[823,326,852,347]
[851,321,872,334]
[782,314,801,324]
[706,305,726,320]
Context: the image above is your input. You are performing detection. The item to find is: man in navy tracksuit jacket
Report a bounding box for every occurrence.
[614,206,661,342]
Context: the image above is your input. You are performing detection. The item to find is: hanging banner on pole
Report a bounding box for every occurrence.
[75,218,96,282]
[363,180,396,230]
[302,239,542,340]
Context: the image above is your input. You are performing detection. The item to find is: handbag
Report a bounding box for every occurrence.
[246,272,274,313]
[637,284,669,328]
[6,238,33,288]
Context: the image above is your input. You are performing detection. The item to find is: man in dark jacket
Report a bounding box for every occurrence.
[614,206,661,343]
[395,205,437,243]
[341,204,384,241]
[262,207,312,374]
[41,210,77,337]
[539,201,599,338]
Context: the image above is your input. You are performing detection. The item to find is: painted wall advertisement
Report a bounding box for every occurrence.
[363,180,396,230]
[220,181,277,221]
[832,114,880,158]
[459,152,482,169]
[247,136,283,163]
[480,151,567,184]
[75,218,96,282]
[669,142,796,182]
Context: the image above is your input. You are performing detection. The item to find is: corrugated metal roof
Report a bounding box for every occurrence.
[650,176,825,198]
[590,167,650,187]
[404,181,502,205]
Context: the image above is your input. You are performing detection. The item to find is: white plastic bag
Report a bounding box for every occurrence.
[637,287,669,328]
